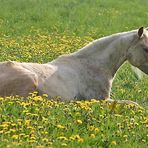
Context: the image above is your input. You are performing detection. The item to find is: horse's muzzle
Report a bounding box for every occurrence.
[139,63,148,75]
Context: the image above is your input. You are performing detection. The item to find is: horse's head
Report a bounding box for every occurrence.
[127,27,148,74]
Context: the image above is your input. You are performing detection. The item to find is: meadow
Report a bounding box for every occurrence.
[0,0,147,147]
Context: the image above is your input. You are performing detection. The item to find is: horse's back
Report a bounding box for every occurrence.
[0,61,38,97]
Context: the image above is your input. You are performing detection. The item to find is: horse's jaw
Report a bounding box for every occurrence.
[138,63,148,75]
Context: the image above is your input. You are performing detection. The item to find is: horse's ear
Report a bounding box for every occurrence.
[138,27,144,38]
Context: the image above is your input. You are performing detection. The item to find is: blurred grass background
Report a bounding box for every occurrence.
[0,0,148,37]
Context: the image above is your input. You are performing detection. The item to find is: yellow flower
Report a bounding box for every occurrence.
[94,127,100,133]
[78,138,84,143]
[76,119,83,124]
[90,134,95,138]
[42,138,48,142]
[123,135,128,138]
[88,125,95,131]
[62,143,67,146]
[12,135,19,140]
[19,133,25,137]
[75,112,81,116]
[29,140,36,143]
[57,124,65,129]
[30,135,36,140]
[25,120,31,126]
[48,142,53,145]
[111,140,117,145]
[57,136,68,141]
[32,96,43,101]
[43,93,48,98]
[0,97,4,101]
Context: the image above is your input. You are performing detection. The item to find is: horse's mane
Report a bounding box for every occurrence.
[74,30,137,57]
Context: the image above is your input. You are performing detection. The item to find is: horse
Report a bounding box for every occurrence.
[0,27,147,105]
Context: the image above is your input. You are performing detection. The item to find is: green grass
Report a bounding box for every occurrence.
[0,0,148,37]
[0,0,147,147]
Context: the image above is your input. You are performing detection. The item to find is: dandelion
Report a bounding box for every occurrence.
[0,97,4,101]
[25,120,31,126]
[29,140,36,143]
[57,136,68,141]
[42,138,48,142]
[88,125,95,131]
[32,96,43,101]
[30,136,36,140]
[12,135,19,140]
[111,140,117,145]
[75,112,81,116]
[90,134,95,138]
[123,135,128,138]
[61,143,67,146]
[94,127,100,133]
[78,138,84,143]
[76,119,83,124]
[57,124,65,129]
[48,142,53,145]
[42,93,48,98]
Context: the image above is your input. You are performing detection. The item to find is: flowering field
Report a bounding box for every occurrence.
[0,31,147,147]
[0,0,148,147]
[0,93,147,147]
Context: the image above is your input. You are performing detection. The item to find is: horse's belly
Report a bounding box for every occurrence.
[37,68,79,100]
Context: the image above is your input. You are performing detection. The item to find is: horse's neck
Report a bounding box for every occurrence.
[73,31,137,77]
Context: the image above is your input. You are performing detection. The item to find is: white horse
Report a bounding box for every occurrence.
[0,27,147,104]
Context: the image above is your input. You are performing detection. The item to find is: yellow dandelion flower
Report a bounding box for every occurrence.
[76,119,83,124]
[32,96,43,101]
[6,145,10,148]
[57,136,68,141]
[25,120,30,126]
[30,135,36,140]
[19,133,25,137]
[12,135,19,140]
[57,124,65,129]
[90,134,95,139]
[75,112,81,116]
[94,127,100,133]
[36,146,44,148]
[123,135,128,138]
[48,142,53,145]
[42,138,48,142]
[88,125,95,131]
[29,140,36,143]
[111,140,117,145]
[78,138,84,143]
[62,143,67,146]
[0,97,4,101]
[43,93,48,98]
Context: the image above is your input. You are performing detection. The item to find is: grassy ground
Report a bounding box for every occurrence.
[0,0,147,147]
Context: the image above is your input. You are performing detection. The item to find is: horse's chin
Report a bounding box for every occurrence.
[138,63,148,75]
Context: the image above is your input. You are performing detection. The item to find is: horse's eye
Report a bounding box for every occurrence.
[143,48,148,53]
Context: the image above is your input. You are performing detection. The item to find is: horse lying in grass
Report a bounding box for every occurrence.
[0,27,147,105]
